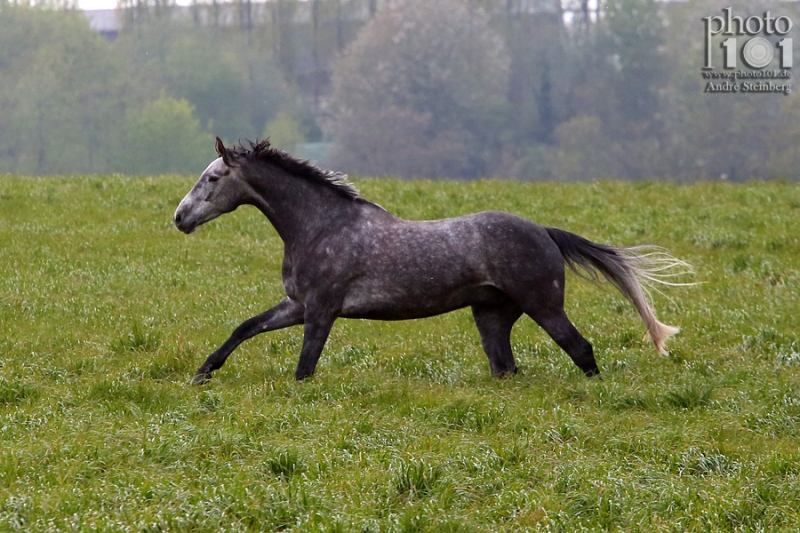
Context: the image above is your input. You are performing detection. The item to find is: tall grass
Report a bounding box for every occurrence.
[0,176,799,531]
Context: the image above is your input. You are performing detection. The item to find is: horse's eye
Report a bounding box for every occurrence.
[208,176,219,183]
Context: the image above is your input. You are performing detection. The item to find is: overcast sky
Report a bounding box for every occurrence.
[78,0,112,10]
[79,0,191,11]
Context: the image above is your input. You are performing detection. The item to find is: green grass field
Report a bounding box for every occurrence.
[1,176,799,532]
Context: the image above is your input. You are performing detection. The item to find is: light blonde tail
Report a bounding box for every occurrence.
[545,227,693,355]
[620,247,693,354]
[624,268,681,354]
[643,321,681,355]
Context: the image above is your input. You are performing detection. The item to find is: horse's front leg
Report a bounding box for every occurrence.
[192,297,305,385]
[294,305,338,381]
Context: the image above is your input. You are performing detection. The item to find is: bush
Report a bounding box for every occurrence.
[118,96,213,175]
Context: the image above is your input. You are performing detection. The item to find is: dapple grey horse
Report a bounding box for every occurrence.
[174,138,690,385]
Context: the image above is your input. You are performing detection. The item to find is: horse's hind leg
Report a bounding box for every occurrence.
[527,308,600,377]
[471,300,523,376]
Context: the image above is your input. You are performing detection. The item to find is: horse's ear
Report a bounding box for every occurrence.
[215,137,232,166]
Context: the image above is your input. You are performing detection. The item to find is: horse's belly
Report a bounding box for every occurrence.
[339,283,505,320]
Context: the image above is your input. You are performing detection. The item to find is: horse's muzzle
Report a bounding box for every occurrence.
[173,210,196,234]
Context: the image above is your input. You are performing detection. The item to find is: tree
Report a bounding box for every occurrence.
[327,0,510,178]
[111,23,294,142]
[504,4,566,147]
[0,6,129,174]
[264,111,306,152]
[162,35,251,139]
[656,0,798,181]
[603,0,665,129]
[117,96,213,175]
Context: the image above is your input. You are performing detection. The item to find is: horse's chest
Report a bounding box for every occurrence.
[281,249,348,302]
[283,277,299,300]
[281,254,300,300]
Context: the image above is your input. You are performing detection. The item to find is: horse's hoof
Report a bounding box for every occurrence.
[190,372,212,386]
[294,370,314,381]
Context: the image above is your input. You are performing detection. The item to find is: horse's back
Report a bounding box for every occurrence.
[337,209,564,319]
[460,210,565,282]
[350,208,562,279]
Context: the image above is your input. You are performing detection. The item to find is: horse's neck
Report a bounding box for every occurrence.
[247,170,356,247]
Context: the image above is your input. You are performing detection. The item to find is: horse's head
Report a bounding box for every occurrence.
[174,137,248,234]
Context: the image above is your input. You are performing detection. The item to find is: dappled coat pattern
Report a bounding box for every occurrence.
[174,138,691,384]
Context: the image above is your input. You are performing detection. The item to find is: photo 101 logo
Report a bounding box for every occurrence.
[702,7,793,95]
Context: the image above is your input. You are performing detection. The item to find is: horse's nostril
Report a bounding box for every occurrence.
[175,213,182,224]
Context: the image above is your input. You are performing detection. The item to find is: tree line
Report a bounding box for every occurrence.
[1,0,799,180]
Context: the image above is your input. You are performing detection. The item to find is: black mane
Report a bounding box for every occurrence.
[232,139,361,201]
